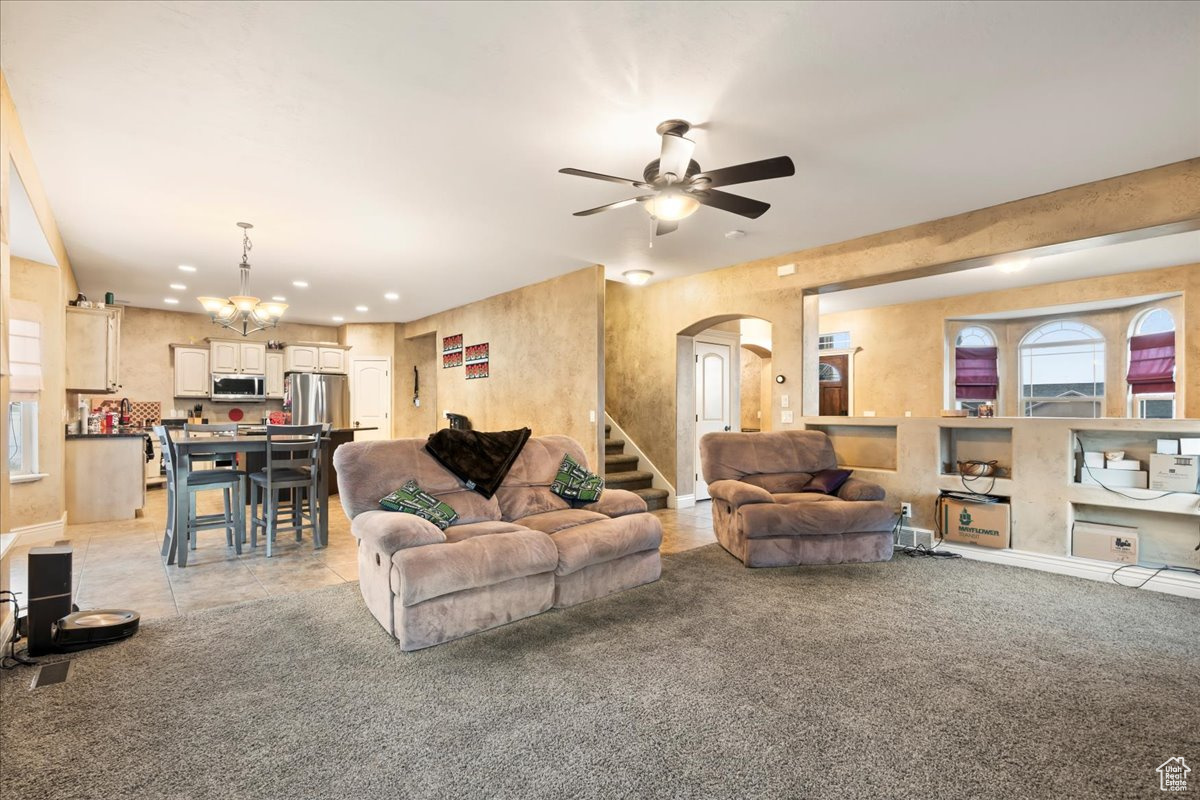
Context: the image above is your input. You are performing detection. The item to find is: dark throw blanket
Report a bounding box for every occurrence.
[424,427,532,499]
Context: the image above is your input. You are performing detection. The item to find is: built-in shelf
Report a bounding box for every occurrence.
[939,425,1013,478]
[1071,501,1200,569]
[805,423,898,471]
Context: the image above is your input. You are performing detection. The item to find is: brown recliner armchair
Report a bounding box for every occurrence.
[699,430,897,567]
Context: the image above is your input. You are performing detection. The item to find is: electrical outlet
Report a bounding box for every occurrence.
[900,501,913,518]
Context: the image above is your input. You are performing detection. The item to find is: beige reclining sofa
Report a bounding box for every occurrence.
[700,429,897,567]
[334,435,662,650]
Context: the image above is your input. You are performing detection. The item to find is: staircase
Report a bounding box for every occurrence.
[604,422,669,511]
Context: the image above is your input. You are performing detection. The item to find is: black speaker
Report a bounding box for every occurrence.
[27,545,73,657]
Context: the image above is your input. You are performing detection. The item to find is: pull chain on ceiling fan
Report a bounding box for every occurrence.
[559,119,795,236]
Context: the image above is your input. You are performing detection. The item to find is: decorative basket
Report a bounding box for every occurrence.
[957,460,997,477]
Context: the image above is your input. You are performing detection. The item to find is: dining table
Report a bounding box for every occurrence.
[165,431,331,567]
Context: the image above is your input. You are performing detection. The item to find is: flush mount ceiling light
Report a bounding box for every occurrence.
[196,222,287,336]
[997,257,1032,274]
[560,119,795,236]
[725,229,746,239]
[623,269,654,286]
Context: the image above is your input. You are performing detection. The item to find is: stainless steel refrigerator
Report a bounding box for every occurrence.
[284,372,348,429]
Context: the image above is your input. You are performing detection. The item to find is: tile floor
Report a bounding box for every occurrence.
[8,488,716,620]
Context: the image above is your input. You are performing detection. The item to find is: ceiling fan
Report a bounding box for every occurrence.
[559,119,795,235]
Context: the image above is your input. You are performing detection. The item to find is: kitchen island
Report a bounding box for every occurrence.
[65,431,148,523]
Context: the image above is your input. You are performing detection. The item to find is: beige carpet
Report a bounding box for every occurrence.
[2,545,1196,799]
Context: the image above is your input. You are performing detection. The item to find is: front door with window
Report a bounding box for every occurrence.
[818,354,849,416]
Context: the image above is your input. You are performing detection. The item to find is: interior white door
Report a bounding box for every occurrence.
[695,340,733,501]
[350,357,391,441]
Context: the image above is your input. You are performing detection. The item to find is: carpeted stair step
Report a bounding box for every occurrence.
[604,423,611,437]
[605,470,653,491]
[605,437,625,455]
[604,454,639,473]
[634,487,669,511]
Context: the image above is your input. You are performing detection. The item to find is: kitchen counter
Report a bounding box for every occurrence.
[66,430,149,439]
[65,435,146,523]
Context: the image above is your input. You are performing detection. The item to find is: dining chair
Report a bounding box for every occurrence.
[155,425,247,565]
[248,424,324,557]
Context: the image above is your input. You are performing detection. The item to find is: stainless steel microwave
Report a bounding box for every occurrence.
[211,373,265,402]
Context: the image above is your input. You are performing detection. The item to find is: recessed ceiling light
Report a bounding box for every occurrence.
[293,280,309,288]
[623,269,654,286]
[332,315,344,322]
[163,297,180,305]
[355,305,368,312]
[271,295,286,302]
[997,258,1031,274]
[725,230,746,239]
[384,292,399,301]
[178,265,197,272]
[169,283,187,290]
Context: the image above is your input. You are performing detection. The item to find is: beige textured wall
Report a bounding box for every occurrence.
[405,266,605,467]
[606,159,1200,490]
[392,331,438,440]
[9,258,67,527]
[820,264,1195,418]
[739,347,765,430]
[116,306,338,421]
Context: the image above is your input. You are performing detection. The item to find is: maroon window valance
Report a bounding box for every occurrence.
[955,346,998,400]
[1127,331,1175,395]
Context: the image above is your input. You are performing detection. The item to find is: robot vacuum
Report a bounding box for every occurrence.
[52,609,141,651]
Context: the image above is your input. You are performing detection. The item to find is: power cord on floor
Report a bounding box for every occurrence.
[0,590,36,670]
[1110,563,1200,589]
[893,509,961,559]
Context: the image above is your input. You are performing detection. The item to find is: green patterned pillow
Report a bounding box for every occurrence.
[550,454,605,503]
[379,480,459,529]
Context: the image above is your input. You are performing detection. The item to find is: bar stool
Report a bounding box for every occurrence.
[249,424,324,557]
[155,425,247,565]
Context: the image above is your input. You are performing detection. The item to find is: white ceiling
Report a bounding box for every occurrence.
[1,1,1197,324]
[818,231,1200,315]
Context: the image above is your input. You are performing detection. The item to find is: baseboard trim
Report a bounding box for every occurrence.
[11,513,68,547]
[670,494,695,510]
[896,527,1200,599]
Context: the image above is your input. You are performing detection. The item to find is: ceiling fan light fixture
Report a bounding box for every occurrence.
[623,269,654,286]
[645,192,700,221]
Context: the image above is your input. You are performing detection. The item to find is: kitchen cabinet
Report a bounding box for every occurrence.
[173,345,210,398]
[265,351,285,399]
[284,343,349,374]
[317,347,347,373]
[66,435,146,523]
[208,339,266,374]
[66,306,121,393]
[285,345,319,372]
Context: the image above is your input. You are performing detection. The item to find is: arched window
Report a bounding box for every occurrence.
[1129,308,1175,419]
[954,325,998,413]
[818,362,842,382]
[1020,320,1105,418]
[956,326,996,348]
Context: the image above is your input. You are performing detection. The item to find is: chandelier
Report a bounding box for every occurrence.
[197,222,286,336]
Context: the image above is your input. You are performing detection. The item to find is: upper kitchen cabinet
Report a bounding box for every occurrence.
[172,345,210,398]
[66,306,121,393]
[265,351,285,399]
[285,343,349,374]
[208,339,266,374]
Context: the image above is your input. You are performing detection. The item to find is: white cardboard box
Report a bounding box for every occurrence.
[1080,469,1148,489]
[1082,451,1106,469]
[1157,439,1180,455]
[1072,521,1139,564]
[1180,438,1200,456]
[1106,459,1142,471]
[1148,453,1199,493]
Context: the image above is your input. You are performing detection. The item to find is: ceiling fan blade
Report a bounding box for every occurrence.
[573,195,653,217]
[658,133,696,182]
[693,156,795,188]
[656,219,679,236]
[559,168,652,189]
[688,188,771,219]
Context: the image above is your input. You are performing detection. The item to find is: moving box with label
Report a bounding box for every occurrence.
[1148,453,1199,493]
[1072,521,1139,564]
[941,496,1011,549]
[1080,469,1149,489]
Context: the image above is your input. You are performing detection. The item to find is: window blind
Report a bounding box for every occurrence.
[8,319,42,397]
[1127,331,1175,395]
[955,346,998,400]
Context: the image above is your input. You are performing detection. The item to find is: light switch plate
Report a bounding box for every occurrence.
[781,394,790,408]
[781,410,794,424]
[589,410,596,423]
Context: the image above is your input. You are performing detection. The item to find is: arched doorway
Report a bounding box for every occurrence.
[676,314,773,505]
